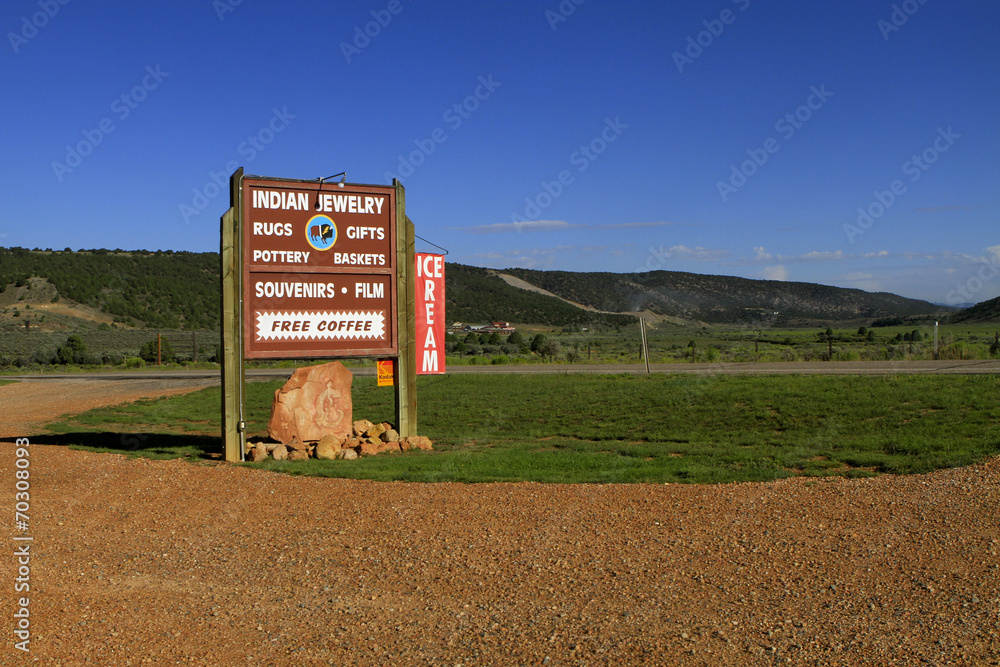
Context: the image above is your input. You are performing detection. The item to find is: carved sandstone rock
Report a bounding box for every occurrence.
[268,362,353,445]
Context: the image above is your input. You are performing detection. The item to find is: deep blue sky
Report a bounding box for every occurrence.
[2,0,998,304]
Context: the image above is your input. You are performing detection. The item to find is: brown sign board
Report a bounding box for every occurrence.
[241,177,397,359]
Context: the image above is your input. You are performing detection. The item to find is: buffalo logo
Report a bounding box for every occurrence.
[305,214,337,251]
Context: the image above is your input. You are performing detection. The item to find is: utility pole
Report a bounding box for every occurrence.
[639,318,650,374]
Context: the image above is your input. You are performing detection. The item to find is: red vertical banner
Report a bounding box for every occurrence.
[415,253,445,375]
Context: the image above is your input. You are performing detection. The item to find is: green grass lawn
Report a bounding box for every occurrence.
[43,373,1000,484]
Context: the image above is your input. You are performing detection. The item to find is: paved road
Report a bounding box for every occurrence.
[3,359,998,383]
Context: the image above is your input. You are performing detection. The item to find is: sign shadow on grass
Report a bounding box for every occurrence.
[3,432,222,460]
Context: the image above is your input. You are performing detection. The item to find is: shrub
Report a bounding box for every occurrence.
[56,334,88,364]
[139,336,175,363]
[32,348,57,365]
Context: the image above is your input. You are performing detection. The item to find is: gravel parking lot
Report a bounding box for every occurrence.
[1,379,998,665]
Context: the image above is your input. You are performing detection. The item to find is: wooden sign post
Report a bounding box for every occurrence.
[220,170,416,462]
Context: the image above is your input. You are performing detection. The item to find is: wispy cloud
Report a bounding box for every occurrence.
[463,243,634,269]
[589,221,682,230]
[733,246,859,266]
[460,219,578,234]
[665,245,729,261]
[455,220,681,234]
[831,246,1000,302]
[800,250,846,261]
[734,247,905,266]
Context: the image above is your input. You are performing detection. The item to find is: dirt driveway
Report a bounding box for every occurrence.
[1,378,998,665]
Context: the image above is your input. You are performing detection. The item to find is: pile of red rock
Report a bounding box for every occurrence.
[247,419,433,463]
[247,361,433,463]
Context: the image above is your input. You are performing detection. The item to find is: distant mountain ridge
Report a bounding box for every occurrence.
[950,295,1000,323]
[500,267,953,325]
[0,248,972,329]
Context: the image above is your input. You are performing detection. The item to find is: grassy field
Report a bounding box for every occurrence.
[3,320,996,372]
[448,321,1000,366]
[43,373,1000,484]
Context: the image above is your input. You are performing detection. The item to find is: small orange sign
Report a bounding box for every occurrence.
[376,359,394,387]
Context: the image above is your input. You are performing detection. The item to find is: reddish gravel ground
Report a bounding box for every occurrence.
[1,379,999,666]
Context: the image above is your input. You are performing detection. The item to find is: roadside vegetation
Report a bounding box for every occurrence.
[45,373,1000,484]
[3,321,998,372]
[1,247,996,370]
[445,321,1000,366]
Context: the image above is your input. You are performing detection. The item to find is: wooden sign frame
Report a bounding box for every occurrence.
[220,169,416,462]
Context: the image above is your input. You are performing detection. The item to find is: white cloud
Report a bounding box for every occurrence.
[590,221,680,230]
[732,248,850,266]
[665,245,729,261]
[799,250,845,261]
[762,265,788,281]
[457,219,681,234]
[463,243,633,269]
[459,219,577,234]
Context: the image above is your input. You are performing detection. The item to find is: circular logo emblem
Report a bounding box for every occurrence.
[305,215,337,251]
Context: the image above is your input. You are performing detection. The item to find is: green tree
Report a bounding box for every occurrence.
[530,333,547,352]
[56,334,87,365]
[538,339,561,361]
[506,331,524,346]
[139,337,175,363]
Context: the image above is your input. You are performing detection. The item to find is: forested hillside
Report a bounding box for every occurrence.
[445,264,631,327]
[950,295,1000,323]
[502,268,950,324]
[0,248,965,330]
[0,249,627,330]
[0,247,218,329]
